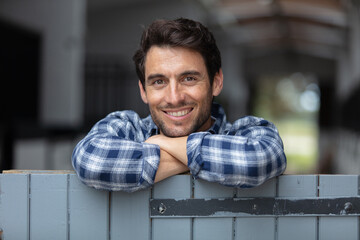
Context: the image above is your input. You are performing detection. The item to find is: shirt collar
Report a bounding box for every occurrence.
[208,102,227,134]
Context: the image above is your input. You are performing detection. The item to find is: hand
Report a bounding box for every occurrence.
[154,149,189,183]
[146,135,188,165]
[146,135,189,182]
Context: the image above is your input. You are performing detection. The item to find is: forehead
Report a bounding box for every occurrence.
[144,46,207,76]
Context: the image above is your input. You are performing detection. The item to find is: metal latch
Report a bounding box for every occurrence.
[150,197,360,217]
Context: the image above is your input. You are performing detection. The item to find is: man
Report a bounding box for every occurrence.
[72,18,286,192]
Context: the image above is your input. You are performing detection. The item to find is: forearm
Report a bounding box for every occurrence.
[187,131,287,188]
[145,135,189,183]
[154,149,189,183]
[146,135,188,165]
[72,136,160,192]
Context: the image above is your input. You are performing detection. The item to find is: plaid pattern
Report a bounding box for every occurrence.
[72,103,286,192]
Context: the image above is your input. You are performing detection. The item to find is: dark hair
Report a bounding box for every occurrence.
[133,18,221,88]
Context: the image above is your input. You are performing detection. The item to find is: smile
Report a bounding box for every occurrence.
[165,108,192,117]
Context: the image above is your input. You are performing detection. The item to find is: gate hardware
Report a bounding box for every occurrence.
[150,197,360,217]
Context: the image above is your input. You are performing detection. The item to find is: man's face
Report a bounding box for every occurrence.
[139,46,223,137]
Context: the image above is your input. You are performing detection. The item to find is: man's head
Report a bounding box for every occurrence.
[133,18,222,88]
[133,18,223,137]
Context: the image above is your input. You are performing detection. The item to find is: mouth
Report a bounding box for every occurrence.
[164,108,193,117]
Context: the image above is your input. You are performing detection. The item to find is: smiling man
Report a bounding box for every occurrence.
[140,46,219,137]
[72,18,286,192]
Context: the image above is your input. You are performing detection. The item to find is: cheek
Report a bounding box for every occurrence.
[191,86,212,101]
[146,91,163,106]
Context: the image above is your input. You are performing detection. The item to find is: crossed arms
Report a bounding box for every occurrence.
[72,110,286,192]
[145,135,189,183]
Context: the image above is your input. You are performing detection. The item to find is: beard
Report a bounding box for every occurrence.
[150,93,213,137]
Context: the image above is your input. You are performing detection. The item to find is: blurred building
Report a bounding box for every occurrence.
[0,0,359,174]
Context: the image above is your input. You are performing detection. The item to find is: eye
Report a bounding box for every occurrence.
[184,76,196,82]
[153,79,165,85]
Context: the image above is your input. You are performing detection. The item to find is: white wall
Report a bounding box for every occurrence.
[0,0,86,127]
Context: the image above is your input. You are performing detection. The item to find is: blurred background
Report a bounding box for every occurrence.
[1,0,359,175]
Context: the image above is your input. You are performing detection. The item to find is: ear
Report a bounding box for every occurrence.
[212,69,223,97]
[138,80,148,104]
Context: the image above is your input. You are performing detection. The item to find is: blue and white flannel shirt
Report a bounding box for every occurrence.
[72,103,286,192]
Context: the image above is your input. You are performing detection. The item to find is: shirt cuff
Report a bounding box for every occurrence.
[140,143,161,188]
[186,132,211,178]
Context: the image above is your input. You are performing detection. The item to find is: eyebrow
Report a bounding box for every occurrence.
[146,74,166,82]
[146,71,202,82]
[180,70,202,77]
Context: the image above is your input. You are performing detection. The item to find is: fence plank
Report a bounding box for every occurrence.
[277,175,318,240]
[235,178,277,240]
[30,174,68,240]
[1,173,360,240]
[193,180,234,240]
[318,175,359,240]
[68,174,109,239]
[110,188,151,239]
[152,175,192,240]
[0,174,29,240]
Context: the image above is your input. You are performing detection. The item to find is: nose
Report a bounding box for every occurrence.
[164,81,185,106]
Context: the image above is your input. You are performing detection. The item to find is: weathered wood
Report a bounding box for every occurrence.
[152,175,192,240]
[0,174,29,240]
[110,188,151,239]
[68,175,109,239]
[193,179,234,240]
[30,174,68,239]
[277,175,318,240]
[2,170,75,174]
[318,175,359,240]
[235,178,276,240]
[0,173,359,240]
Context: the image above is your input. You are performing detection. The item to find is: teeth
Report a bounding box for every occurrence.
[167,110,190,117]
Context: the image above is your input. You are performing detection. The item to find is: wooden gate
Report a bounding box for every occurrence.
[0,171,359,240]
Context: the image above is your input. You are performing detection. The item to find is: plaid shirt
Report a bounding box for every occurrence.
[72,103,286,192]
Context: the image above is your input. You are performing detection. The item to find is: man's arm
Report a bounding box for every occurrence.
[146,135,188,165]
[153,148,188,183]
[145,118,286,189]
[72,111,162,192]
[185,117,287,188]
[145,135,189,182]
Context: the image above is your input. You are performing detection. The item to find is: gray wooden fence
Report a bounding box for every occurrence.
[0,171,359,240]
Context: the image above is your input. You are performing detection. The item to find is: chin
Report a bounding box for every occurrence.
[161,127,192,138]
[162,131,189,138]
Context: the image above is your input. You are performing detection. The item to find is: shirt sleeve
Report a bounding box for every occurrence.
[71,112,160,192]
[186,117,287,188]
